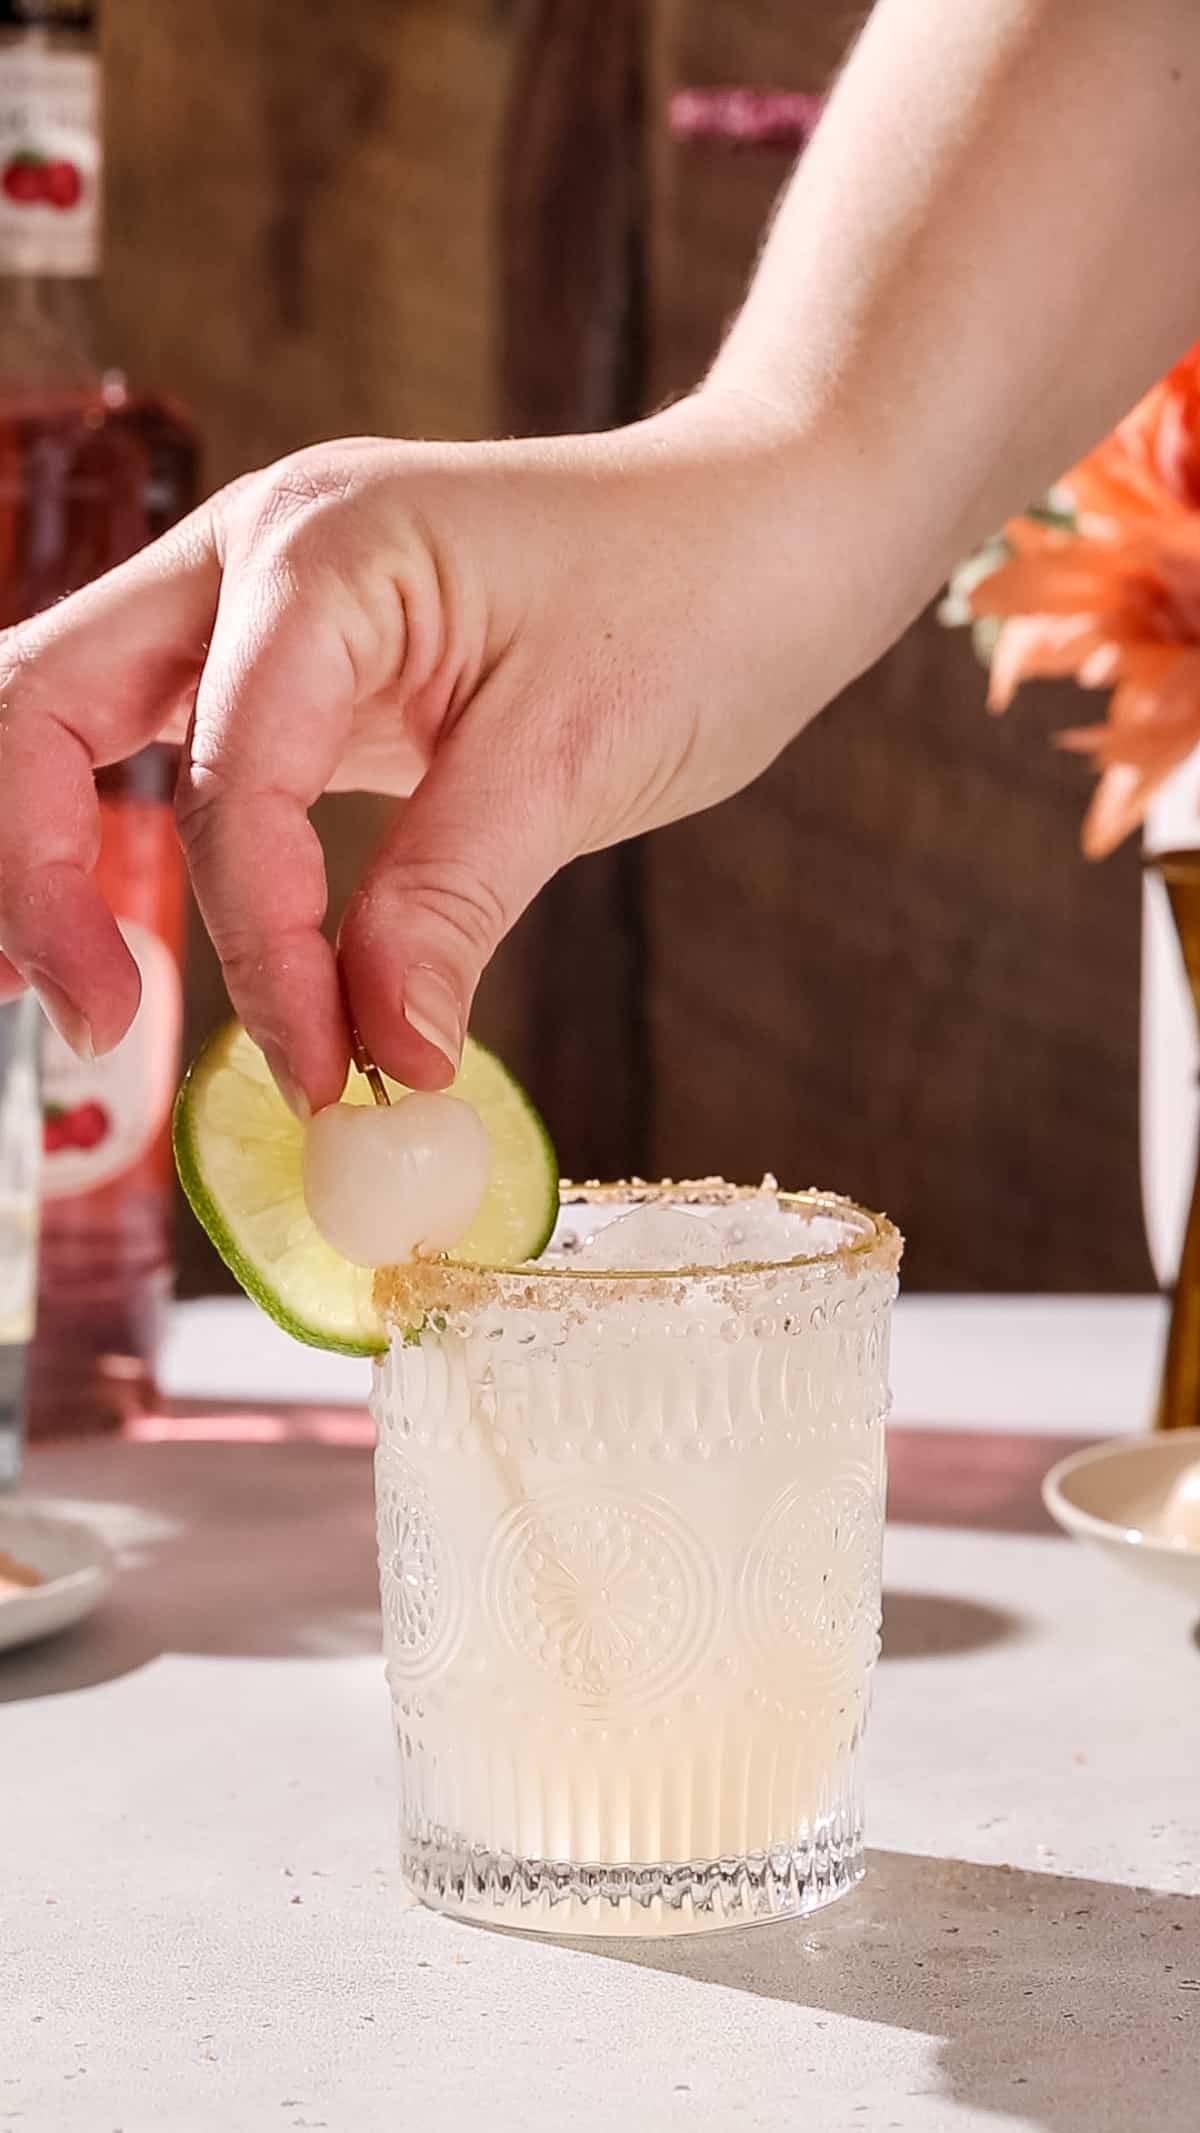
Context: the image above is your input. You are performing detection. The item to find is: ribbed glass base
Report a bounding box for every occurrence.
[401,1816,865,1939]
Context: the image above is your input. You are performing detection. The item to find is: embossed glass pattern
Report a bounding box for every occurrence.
[371,1184,900,1938]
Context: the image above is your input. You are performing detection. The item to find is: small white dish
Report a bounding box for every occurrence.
[1043,1429,1200,1597]
[0,1501,115,1654]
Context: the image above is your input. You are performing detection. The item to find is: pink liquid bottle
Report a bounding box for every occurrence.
[0,0,198,1435]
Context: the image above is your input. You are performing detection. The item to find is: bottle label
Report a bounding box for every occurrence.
[0,45,98,275]
[40,920,181,1199]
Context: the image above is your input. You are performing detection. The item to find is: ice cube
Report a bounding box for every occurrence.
[573,1206,724,1272]
[711,1198,801,1266]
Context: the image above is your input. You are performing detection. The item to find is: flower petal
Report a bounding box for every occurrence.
[985,616,1120,711]
[1081,763,1156,858]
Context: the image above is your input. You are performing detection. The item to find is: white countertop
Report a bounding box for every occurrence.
[5,1295,1198,2133]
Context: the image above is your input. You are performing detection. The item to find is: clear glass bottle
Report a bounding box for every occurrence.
[0,1,198,1434]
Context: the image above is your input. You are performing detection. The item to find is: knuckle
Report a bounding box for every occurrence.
[215,937,272,1000]
[232,449,357,559]
[372,861,509,964]
[0,624,23,690]
[0,623,57,723]
[173,759,224,857]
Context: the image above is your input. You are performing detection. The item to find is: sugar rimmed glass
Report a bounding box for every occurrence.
[370,1181,901,1938]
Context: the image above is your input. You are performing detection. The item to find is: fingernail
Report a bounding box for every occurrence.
[262,1042,312,1122]
[31,975,94,1061]
[403,965,463,1077]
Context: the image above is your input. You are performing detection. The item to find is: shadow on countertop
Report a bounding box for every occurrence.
[879,1588,1026,1660]
[0,1434,382,1703]
[565,1847,1200,2133]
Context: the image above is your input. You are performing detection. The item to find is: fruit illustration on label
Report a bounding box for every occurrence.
[2,154,42,203]
[1,152,82,208]
[42,158,81,209]
[40,919,181,1200]
[43,1098,111,1155]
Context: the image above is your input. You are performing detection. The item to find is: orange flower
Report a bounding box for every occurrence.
[963,345,1200,855]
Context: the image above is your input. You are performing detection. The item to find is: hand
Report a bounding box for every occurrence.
[0,392,886,1112]
[5,0,1197,1117]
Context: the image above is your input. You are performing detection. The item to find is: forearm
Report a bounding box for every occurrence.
[711,0,1200,583]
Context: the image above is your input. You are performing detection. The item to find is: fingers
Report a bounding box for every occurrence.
[0,510,219,1052]
[176,539,386,1113]
[339,687,574,1089]
[0,443,572,1115]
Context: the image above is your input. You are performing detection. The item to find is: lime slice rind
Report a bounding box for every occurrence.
[434,1040,559,1269]
[173,1021,559,1358]
[172,1031,386,1357]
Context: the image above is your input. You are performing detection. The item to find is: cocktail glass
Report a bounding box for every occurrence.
[370,1182,901,1938]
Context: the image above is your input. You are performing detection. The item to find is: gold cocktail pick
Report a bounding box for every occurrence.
[339,960,390,1108]
[349,1023,390,1108]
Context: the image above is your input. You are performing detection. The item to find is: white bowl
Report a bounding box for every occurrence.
[1043,1429,1200,1597]
[0,1501,115,1654]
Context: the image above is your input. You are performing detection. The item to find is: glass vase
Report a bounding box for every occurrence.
[1145,851,1200,1430]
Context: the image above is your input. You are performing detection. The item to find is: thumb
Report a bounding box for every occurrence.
[338,702,572,1089]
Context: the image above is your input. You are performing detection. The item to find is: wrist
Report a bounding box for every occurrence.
[644,385,941,685]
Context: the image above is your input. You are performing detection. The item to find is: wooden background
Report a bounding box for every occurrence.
[102,0,1151,1294]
